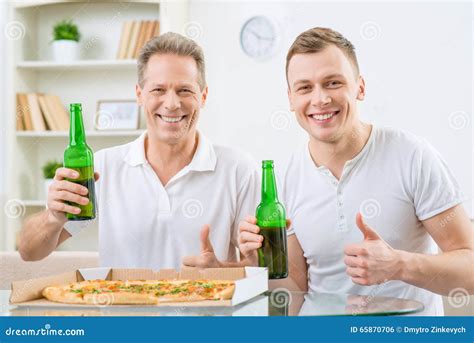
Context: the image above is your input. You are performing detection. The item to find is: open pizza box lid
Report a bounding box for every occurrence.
[9,266,268,308]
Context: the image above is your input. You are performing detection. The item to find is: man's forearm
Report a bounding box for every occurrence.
[18,210,65,261]
[397,248,474,295]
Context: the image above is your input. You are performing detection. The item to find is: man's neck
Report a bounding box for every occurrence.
[145,131,199,186]
[308,122,372,179]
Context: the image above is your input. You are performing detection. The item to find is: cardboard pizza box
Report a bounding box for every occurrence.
[9,266,268,309]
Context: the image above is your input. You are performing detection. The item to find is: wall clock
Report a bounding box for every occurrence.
[240,16,279,60]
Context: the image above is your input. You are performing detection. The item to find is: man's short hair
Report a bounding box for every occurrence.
[137,32,206,90]
[286,27,360,83]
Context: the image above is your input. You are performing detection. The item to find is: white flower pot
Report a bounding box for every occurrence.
[44,179,54,200]
[52,40,80,62]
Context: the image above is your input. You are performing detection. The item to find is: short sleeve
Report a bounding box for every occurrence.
[411,140,465,221]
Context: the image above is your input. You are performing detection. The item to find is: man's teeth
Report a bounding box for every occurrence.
[160,115,184,123]
[311,112,336,120]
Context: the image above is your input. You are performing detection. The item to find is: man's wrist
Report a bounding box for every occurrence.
[393,249,411,282]
[46,209,67,228]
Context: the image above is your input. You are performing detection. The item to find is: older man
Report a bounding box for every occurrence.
[18,33,258,270]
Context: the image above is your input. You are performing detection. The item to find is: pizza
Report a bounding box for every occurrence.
[42,279,235,305]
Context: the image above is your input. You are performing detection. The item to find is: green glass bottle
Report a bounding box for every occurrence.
[256,160,288,279]
[64,103,96,221]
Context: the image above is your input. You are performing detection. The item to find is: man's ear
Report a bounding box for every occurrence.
[200,86,208,108]
[136,84,143,106]
[356,76,366,101]
[287,87,294,111]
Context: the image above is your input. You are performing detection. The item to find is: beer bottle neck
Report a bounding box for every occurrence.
[69,104,86,146]
[261,163,279,203]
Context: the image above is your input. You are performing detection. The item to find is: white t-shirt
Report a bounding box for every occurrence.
[280,126,465,316]
[65,132,259,270]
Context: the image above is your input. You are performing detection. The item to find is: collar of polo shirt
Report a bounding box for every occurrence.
[123,131,217,172]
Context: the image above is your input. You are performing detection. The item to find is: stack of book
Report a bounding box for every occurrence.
[116,20,160,60]
[16,93,69,131]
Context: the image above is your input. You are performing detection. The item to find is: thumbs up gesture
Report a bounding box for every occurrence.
[182,225,222,268]
[343,213,402,285]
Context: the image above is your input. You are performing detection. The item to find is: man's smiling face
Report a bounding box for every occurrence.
[287,45,365,144]
[137,53,207,145]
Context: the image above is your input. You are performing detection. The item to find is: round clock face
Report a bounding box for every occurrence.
[240,16,278,60]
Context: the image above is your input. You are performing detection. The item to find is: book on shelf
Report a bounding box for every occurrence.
[26,93,46,131]
[16,93,32,130]
[16,93,69,132]
[117,20,160,60]
[117,21,133,60]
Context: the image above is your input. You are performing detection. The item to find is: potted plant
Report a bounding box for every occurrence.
[52,19,81,62]
[42,160,62,199]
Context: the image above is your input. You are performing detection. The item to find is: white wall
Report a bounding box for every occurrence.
[190,1,473,217]
[0,1,8,249]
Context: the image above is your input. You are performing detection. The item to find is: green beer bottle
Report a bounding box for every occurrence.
[64,103,96,221]
[256,160,288,279]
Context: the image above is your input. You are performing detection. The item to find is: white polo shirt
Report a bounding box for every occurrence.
[280,126,465,316]
[65,132,259,270]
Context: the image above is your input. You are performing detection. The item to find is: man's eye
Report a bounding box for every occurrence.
[327,81,342,88]
[297,85,311,92]
[151,88,165,93]
[179,89,193,94]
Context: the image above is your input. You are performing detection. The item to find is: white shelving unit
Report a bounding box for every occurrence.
[16,59,138,71]
[3,0,189,252]
[16,130,145,138]
[21,200,47,207]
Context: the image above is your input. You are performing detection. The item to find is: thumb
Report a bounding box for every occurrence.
[356,212,381,240]
[200,224,214,253]
[94,172,100,181]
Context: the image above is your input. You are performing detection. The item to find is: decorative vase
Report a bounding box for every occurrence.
[52,40,80,62]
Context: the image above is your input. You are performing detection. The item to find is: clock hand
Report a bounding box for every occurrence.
[247,29,274,41]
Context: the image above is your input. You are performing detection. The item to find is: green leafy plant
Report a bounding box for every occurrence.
[52,20,81,42]
[42,160,63,179]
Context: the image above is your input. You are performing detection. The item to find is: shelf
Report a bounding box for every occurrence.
[16,59,138,71]
[14,1,160,9]
[5,0,188,252]
[16,130,145,138]
[21,200,46,207]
